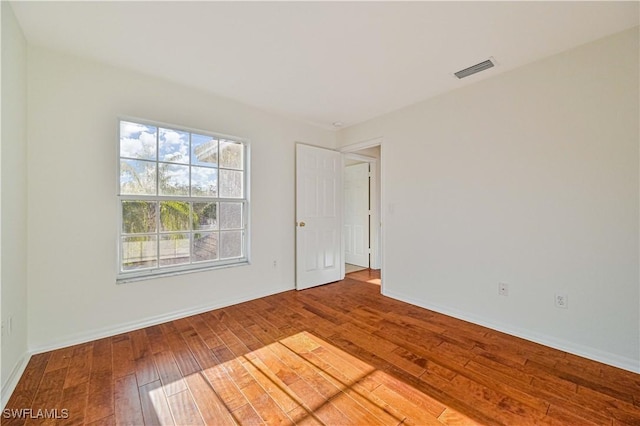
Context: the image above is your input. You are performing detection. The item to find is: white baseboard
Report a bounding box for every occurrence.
[383,289,640,374]
[29,285,293,355]
[1,352,31,409]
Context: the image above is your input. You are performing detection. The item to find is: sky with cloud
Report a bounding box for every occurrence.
[119,120,245,197]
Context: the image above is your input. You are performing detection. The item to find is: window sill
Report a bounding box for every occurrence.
[116,260,250,284]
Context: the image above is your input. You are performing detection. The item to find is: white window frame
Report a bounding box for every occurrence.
[116,117,250,283]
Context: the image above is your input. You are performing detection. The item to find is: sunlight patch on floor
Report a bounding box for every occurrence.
[148,331,480,425]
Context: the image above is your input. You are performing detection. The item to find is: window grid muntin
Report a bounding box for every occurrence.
[120,198,247,272]
[118,118,248,280]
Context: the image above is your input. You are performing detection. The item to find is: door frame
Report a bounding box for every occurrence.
[340,138,384,289]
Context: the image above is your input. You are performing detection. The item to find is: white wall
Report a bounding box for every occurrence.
[1,2,29,403]
[338,27,640,372]
[27,46,336,351]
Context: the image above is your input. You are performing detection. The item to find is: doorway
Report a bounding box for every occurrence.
[341,140,382,287]
[294,139,383,291]
[344,161,369,272]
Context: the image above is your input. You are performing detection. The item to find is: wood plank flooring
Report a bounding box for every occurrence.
[5,270,640,425]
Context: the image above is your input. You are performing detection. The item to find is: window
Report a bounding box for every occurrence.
[117,118,249,281]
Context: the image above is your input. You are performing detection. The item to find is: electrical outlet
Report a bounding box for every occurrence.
[273,260,277,268]
[498,282,508,297]
[555,293,568,309]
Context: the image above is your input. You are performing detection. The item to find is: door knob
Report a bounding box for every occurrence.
[299,221,306,227]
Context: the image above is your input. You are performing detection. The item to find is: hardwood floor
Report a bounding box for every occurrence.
[345,269,381,286]
[5,270,640,425]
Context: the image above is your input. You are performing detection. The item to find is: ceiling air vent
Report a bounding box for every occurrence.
[454,58,495,79]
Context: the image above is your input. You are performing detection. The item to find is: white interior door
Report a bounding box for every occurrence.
[296,144,343,290]
[344,163,369,267]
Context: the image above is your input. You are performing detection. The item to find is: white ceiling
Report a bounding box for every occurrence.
[10,1,639,130]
